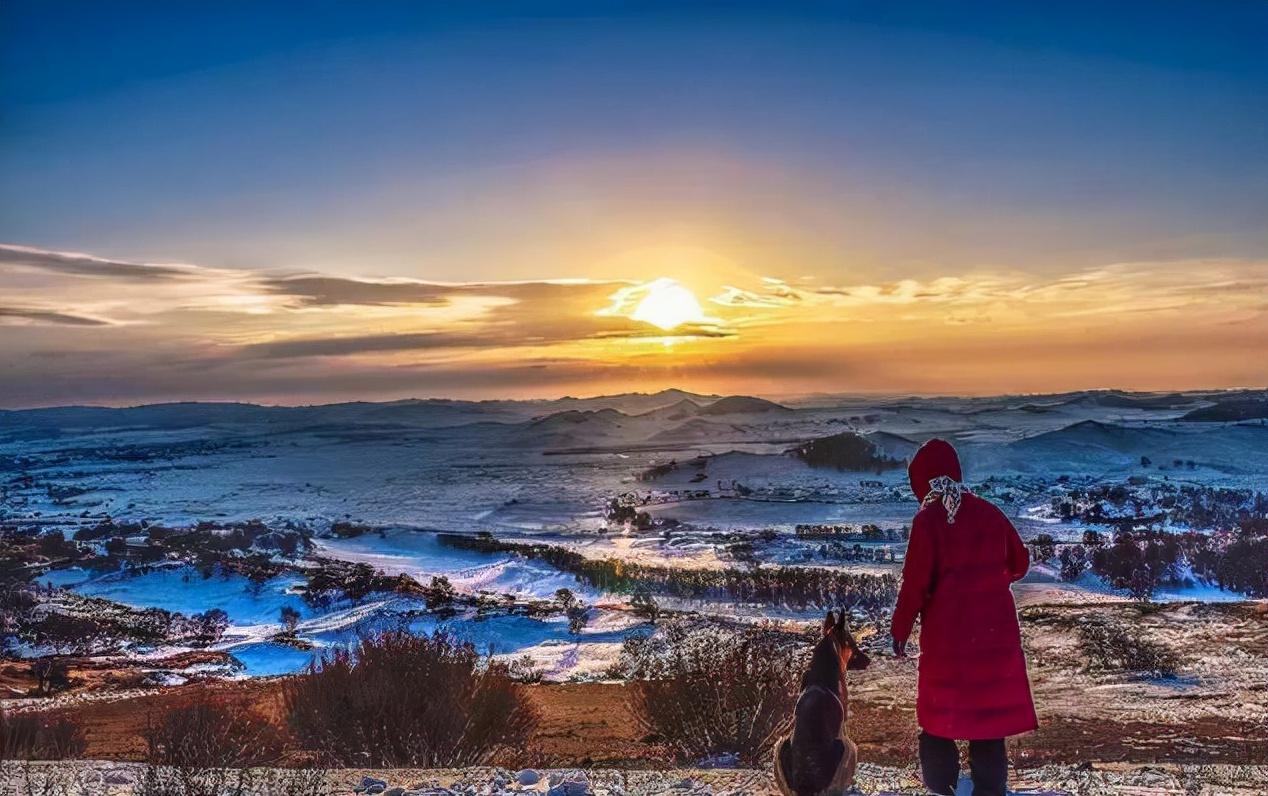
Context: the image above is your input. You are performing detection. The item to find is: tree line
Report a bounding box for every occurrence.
[436,532,897,615]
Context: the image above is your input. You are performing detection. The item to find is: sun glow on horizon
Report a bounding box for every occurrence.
[630,278,707,331]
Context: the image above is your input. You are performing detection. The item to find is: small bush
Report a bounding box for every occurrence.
[1057,545,1086,582]
[506,654,545,684]
[283,629,537,767]
[426,575,456,612]
[189,609,230,644]
[280,605,301,633]
[144,699,284,768]
[630,587,660,623]
[29,658,72,696]
[1030,534,1057,563]
[555,588,579,610]
[26,612,104,654]
[624,621,803,765]
[1209,534,1268,597]
[566,604,588,635]
[1078,621,1179,678]
[0,708,86,760]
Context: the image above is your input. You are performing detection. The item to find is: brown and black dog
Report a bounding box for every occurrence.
[774,610,871,796]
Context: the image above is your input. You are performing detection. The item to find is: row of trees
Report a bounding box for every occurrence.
[1048,483,1268,532]
[806,543,897,564]
[2,518,305,589]
[437,533,898,614]
[1042,521,1268,600]
[3,581,229,659]
[794,522,904,540]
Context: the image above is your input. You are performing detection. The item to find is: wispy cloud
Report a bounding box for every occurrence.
[261,274,628,309]
[0,244,197,282]
[0,242,1264,406]
[242,318,734,360]
[241,331,500,358]
[0,306,111,327]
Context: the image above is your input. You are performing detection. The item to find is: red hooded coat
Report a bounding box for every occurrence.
[891,439,1038,740]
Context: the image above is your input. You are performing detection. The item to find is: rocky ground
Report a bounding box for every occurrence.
[3,761,1267,796]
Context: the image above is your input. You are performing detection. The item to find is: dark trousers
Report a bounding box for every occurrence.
[918,731,1007,796]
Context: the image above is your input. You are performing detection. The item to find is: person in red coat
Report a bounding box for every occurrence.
[891,438,1037,796]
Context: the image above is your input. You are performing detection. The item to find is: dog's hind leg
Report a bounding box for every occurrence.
[772,736,797,796]
[842,738,857,789]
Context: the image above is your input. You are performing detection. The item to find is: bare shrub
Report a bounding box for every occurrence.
[1057,545,1086,582]
[507,654,545,684]
[144,699,284,768]
[0,708,86,760]
[1029,533,1057,563]
[29,659,71,696]
[1078,620,1179,678]
[26,717,84,761]
[137,699,290,796]
[1088,533,1181,602]
[624,621,803,765]
[283,629,537,767]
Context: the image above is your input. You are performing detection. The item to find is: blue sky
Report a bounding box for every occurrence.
[0,2,1265,404]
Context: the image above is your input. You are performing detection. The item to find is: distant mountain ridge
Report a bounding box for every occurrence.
[4,386,1261,416]
[1014,420,1181,452]
[634,398,703,421]
[547,388,720,416]
[1182,397,1268,422]
[2,388,1262,441]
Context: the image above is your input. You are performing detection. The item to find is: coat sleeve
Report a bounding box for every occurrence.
[891,513,935,644]
[1002,508,1029,582]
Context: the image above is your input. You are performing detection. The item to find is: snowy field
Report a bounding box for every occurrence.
[3,388,1266,678]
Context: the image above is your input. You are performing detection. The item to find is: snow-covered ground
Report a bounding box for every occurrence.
[4,389,1264,679]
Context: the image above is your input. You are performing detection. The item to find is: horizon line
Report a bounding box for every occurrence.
[3,384,1264,414]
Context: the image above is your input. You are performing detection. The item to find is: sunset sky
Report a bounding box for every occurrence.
[2,2,1266,407]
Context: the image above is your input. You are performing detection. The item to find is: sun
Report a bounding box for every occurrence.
[631,279,706,331]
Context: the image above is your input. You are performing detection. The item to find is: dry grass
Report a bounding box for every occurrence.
[136,698,311,796]
[143,699,284,768]
[0,708,85,761]
[1078,620,1180,678]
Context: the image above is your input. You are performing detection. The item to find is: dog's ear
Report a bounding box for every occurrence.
[835,610,847,632]
[823,610,836,635]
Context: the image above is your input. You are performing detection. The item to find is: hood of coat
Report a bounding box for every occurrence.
[908,438,963,501]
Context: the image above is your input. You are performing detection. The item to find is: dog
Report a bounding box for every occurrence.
[773,610,871,796]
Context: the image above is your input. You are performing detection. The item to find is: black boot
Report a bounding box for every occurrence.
[918,731,959,796]
[967,738,1007,796]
